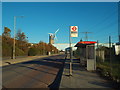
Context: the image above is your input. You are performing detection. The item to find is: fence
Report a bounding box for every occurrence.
[96,42,120,84]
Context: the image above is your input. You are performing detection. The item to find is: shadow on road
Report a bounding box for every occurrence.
[48,59,65,89]
[20,56,66,89]
[2,55,66,89]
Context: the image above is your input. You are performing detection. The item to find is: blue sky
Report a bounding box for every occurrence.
[1,0,120,2]
[2,2,119,43]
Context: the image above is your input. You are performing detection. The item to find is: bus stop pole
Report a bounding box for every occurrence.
[69,27,72,76]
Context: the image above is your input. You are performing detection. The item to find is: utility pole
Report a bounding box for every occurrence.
[109,36,112,75]
[13,16,24,59]
[109,36,111,48]
[97,40,99,48]
[118,1,120,43]
[118,33,120,43]
[69,29,72,76]
[81,32,92,41]
[13,16,16,59]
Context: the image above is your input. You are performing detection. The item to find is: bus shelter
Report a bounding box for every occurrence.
[75,41,97,71]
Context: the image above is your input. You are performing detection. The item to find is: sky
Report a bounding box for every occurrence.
[2,2,119,44]
[1,0,120,2]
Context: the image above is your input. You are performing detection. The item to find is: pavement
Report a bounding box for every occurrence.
[59,57,115,89]
[1,54,117,89]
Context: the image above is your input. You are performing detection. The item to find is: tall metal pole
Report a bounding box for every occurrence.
[118,2,120,43]
[69,27,72,76]
[97,40,99,48]
[109,36,112,74]
[94,45,96,70]
[13,16,24,59]
[13,16,16,59]
[81,32,92,41]
[109,36,111,48]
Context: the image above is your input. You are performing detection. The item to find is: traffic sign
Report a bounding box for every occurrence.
[70,26,78,37]
[71,26,78,32]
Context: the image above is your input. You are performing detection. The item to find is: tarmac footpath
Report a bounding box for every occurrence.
[59,58,114,89]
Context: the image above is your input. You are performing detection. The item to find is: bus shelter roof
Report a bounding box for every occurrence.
[74,41,97,47]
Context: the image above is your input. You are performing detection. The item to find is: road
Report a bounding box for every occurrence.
[2,54,65,88]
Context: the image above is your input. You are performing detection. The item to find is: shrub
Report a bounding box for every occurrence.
[2,42,12,57]
[15,47,25,56]
[97,61,120,81]
[28,47,38,56]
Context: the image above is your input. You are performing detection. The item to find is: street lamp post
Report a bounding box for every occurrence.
[12,16,24,59]
[13,16,16,59]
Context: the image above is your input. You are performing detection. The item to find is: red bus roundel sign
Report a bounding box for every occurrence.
[70,26,78,37]
[72,26,77,31]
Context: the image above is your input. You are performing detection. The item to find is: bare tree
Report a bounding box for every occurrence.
[2,27,11,37]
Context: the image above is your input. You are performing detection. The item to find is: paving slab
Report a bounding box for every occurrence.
[60,58,114,89]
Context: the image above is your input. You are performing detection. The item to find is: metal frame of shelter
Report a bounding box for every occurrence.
[75,41,97,71]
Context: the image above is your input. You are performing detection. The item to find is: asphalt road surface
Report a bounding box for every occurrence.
[2,54,65,89]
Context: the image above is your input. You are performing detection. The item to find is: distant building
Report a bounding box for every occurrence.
[115,42,120,55]
[115,1,120,55]
[53,43,115,51]
[53,43,77,51]
[49,34,54,44]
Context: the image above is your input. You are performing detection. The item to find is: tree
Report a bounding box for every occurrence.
[2,27,11,37]
[16,29,28,42]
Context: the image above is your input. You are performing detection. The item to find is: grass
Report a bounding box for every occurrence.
[96,60,120,82]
